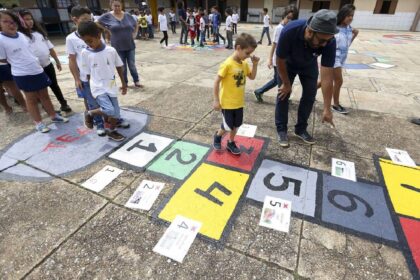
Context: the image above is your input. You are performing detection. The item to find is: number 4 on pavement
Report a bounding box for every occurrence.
[259,196,292,233]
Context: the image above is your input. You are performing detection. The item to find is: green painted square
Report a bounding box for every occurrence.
[148,141,209,180]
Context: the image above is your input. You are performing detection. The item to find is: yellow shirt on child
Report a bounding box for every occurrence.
[218,56,251,109]
[138,15,148,28]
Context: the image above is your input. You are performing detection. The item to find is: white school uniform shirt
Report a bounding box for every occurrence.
[81,45,124,98]
[26,31,54,67]
[199,17,205,31]
[263,14,270,27]
[66,31,89,82]
[169,12,175,22]
[158,14,168,31]
[0,32,43,76]
[272,23,285,66]
[209,13,213,22]
[232,13,239,23]
[225,15,232,31]
[146,14,153,24]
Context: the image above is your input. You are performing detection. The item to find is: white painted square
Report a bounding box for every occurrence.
[236,124,257,138]
[369,62,395,69]
[125,180,165,211]
[81,165,123,192]
[153,215,202,263]
[109,132,174,168]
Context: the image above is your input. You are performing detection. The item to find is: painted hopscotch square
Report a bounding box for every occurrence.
[399,217,420,273]
[157,163,249,241]
[321,174,398,242]
[246,159,318,218]
[206,135,266,172]
[378,159,420,219]
[148,141,209,180]
[109,132,174,169]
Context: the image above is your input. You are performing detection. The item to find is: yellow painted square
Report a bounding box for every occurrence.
[379,159,420,219]
[158,163,249,240]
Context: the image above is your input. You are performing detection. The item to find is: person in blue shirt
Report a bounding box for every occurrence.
[275,9,337,147]
[177,1,188,44]
[211,6,225,44]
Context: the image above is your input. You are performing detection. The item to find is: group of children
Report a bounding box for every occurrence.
[1,3,359,152]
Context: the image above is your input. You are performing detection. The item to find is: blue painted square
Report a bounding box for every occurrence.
[321,174,398,242]
[344,64,372,70]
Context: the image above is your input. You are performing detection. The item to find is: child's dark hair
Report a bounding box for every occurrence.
[263,8,268,13]
[282,5,298,20]
[0,10,20,26]
[235,33,257,49]
[225,8,233,16]
[158,7,164,13]
[212,6,219,12]
[71,6,91,18]
[337,4,356,25]
[78,21,101,37]
[17,9,48,40]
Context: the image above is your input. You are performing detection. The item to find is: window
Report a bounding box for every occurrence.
[56,0,72,8]
[312,1,331,13]
[374,0,398,15]
[339,0,354,9]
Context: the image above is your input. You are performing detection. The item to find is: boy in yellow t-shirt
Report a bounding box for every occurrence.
[137,10,148,40]
[213,33,259,155]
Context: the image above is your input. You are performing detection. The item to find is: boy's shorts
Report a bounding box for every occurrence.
[221,108,243,131]
[96,93,121,119]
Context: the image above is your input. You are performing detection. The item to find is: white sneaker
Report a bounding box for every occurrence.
[36,122,50,133]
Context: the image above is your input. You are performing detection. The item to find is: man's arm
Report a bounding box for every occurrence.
[320,66,334,126]
[68,54,82,90]
[276,57,291,100]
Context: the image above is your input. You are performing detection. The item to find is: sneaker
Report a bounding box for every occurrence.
[117,119,130,128]
[332,104,349,114]
[294,130,316,145]
[213,133,222,150]
[278,131,289,147]
[226,140,241,155]
[60,104,72,113]
[51,115,69,123]
[268,43,272,46]
[411,118,420,125]
[254,90,263,103]
[107,130,126,142]
[36,122,50,133]
[96,124,106,137]
[257,41,262,44]
[84,111,94,129]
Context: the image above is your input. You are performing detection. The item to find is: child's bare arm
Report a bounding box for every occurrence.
[68,54,82,89]
[116,66,127,95]
[248,55,260,80]
[49,48,62,71]
[213,75,222,110]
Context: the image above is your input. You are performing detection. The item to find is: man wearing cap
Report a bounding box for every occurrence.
[275,9,338,147]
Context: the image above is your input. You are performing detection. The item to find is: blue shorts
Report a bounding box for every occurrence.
[0,64,13,82]
[13,72,51,92]
[221,108,243,131]
[96,93,121,119]
[334,49,348,68]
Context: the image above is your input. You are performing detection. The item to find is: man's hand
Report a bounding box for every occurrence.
[322,108,335,128]
[121,85,128,95]
[213,100,221,111]
[278,83,291,100]
[267,59,273,69]
[251,55,260,65]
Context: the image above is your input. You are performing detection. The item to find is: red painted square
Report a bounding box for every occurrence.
[400,217,420,271]
[206,135,265,172]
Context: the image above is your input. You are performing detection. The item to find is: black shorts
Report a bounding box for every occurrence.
[221,108,243,131]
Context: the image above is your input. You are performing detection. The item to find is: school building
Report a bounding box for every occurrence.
[7,0,420,32]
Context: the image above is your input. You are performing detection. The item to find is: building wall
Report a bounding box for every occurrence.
[298,0,420,31]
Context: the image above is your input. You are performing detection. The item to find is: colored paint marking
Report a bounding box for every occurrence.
[321,174,398,241]
[379,159,420,219]
[109,132,174,168]
[400,217,420,272]
[148,141,209,180]
[246,159,318,217]
[206,135,265,172]
[158,163,249,240]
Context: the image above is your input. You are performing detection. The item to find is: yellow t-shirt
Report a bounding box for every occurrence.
[138,15,148,28]
[218,56,251,109]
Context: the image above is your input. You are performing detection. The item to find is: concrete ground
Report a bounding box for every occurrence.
[0,24,419,279]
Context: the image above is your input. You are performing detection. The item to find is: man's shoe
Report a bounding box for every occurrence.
[226,140,241,155]
[294,131,316,145]
[410,118,420,125]
[60,104,72,113]
[254,90,263,103]
[332,104,349,114]
[213,133,222,150]
[278,131,289,147]
[107,130,126,142]
[84,111,94,129]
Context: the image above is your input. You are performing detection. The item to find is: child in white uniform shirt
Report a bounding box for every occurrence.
[231,10,239,34]
[0,10,68,133]
[157,7,168,47]
[199,10,206,47]
[169,9,176,34]
[18,9,72,113]
[225,8,233,49]
[78,21,128,142]
[146,10,154,39]
[258,8,272,45]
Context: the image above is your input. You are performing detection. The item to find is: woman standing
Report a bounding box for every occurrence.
[97,0,142,88]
